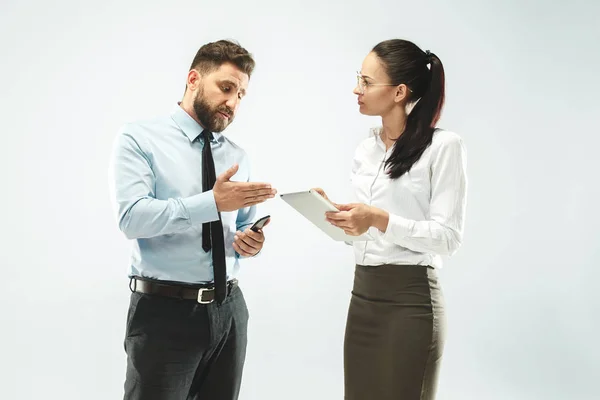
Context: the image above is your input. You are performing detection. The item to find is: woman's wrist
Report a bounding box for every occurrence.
[370,206,389,233]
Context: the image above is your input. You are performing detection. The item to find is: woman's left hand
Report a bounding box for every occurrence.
[325,203,375,236]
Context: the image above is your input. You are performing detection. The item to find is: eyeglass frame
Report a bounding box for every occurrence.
[356,71,413,95]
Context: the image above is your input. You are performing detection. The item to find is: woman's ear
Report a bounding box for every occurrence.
[394,83,410,104]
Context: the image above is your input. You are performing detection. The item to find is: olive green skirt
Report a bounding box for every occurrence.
[344,264,446,400]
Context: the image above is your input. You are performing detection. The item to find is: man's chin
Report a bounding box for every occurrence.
[211,120,231,133]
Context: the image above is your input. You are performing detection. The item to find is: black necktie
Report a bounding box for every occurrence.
[201,129,227,304]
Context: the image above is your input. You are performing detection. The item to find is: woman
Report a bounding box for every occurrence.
[315,39,467,399]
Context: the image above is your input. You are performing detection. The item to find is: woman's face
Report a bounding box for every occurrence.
[354,52,404,117]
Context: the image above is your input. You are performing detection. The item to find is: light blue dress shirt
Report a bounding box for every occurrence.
[109,104,257,284]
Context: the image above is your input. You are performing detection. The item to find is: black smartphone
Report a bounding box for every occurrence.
[250,215,271,232]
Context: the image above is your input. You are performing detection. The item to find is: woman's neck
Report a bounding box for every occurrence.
[380,106,407,150]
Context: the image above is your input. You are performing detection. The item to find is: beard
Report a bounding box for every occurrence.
[192,88,235,133]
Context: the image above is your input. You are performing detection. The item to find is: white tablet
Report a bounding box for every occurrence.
[280,189,373,242]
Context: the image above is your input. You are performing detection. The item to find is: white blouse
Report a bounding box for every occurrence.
[350,127,468,268]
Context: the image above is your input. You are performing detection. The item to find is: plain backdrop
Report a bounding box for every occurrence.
[1,0,599,399]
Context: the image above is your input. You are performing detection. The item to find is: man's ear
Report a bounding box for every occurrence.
[186,69,202,91]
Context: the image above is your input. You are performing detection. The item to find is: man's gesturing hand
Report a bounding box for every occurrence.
[214,164,277,212]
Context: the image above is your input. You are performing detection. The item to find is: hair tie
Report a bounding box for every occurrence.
[425,50,433,64]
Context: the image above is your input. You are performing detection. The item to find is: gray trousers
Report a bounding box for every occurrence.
[123,285,249,400]
[344,264,446,400]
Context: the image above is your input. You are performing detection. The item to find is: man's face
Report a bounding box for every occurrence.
[191,62,249,133]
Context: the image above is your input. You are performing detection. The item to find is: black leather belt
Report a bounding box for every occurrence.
[129,277,238,304]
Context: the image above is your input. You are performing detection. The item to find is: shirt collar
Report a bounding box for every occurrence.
[371,127,387,151]
[171,102,221,143]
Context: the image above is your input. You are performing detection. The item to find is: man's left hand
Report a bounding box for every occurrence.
[233,220,269,257]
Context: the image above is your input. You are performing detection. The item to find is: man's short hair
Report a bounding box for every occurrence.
[189,39,255,77]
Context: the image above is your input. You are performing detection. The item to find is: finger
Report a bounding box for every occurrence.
[234,234,257,253]
[326,217,348,227]
[234,233,258,253]
[241,236,261,251]
[326,216,351,228]
[217,163,239,182]
[330,221,353,230]
[312,187,327,197]
[336,204,354,211]
[244,228,265,243]
[325,211,349,221]
[243,188,278,198]
[233,241,253,257]
[237,231,262,247]
[243,195,276,207]
[239,228,265,244]
[238,182,274,192]
[344,230,359,236]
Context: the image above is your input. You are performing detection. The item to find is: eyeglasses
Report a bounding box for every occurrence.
[356,71,398,94]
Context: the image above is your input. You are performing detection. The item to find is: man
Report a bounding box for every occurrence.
[109,39,277,400]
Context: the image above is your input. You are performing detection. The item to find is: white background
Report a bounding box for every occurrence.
[1,0,599,399]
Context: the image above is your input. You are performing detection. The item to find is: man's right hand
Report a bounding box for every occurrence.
[214,164,277,212]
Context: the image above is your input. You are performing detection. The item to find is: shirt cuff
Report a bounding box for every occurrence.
[381,213,413,242]
[181,190,219,226]
[367,226,383,240]
[238,223,253,232]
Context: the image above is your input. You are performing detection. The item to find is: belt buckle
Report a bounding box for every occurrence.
[197,287,214,304]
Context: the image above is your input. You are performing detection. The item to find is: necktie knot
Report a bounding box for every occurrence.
[201,129,213,143]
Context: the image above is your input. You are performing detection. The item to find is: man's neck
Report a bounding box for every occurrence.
[179,99,205,128]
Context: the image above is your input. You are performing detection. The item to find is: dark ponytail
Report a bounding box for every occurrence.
[372,40,446,179]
